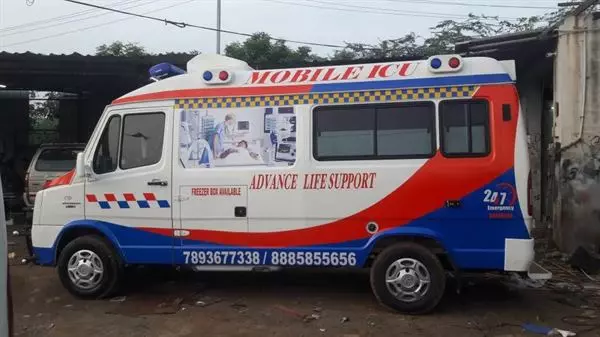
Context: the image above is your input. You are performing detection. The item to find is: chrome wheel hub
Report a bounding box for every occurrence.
[67,250,104,290]
[385,258,431,303]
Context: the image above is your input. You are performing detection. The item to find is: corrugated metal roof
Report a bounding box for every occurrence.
[0,51,194,65]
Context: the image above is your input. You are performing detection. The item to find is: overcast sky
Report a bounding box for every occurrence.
[0,0,558,57]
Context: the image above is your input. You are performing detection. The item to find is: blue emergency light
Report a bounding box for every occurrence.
[430,58,442,69]
[149,62,186,81]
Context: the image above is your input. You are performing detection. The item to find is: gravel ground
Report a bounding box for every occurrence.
[6,226,599,337]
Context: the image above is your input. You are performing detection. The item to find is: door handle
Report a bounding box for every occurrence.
[445,200,461,208]
[147,179,168,187]
[234,206,247,217]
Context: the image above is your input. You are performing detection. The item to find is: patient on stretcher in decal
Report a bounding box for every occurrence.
[218,140,259,160]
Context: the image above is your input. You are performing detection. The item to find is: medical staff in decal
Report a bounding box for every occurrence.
[210,113,236,159]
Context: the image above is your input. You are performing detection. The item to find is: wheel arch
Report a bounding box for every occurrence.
[365,227,456,271]
[53,220,124,266]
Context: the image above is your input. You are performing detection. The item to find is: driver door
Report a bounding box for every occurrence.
[84,105,174,264]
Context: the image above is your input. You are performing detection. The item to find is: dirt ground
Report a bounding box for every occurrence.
[7,226,600,337]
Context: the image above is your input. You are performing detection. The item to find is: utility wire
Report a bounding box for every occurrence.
[382,0,557,10]
[1,0,155,37]
[2,1,196,48]
[264,0,523,20]
[0,0,145,33]
[62,0,348,48]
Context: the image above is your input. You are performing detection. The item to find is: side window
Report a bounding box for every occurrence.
[313,102,435,161]
[92,115,121,174]
[376,103,435,157]
[120,113,165,170]
[314,106,375,159]
[440,100,490,157]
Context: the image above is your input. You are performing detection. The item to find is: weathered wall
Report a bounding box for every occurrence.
[554,13,600,253]
[518,78,544,226]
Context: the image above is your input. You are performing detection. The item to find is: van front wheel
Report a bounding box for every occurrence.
[57,235,123,299]
[370,242,446,314]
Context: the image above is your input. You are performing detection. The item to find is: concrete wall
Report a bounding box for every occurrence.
[554,13,600,253]
[518,78,544,227]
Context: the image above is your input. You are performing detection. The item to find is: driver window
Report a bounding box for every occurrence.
[120,112,165,170]
[92,115,121,174]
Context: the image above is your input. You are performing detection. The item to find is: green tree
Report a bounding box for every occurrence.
[224,32,325,69]
[95,41,149,57]
[29,91,61,145]
[332,11,567,61]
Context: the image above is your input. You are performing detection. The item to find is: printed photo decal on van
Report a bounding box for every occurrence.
[179,106,296,168]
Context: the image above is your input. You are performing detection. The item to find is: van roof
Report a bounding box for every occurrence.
[113,54,515,106]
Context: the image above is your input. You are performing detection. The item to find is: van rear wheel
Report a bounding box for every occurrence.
[370,242,445,314]
[57,235,123,299]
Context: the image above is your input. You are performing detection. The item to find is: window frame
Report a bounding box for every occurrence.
[118,111,166,170]
[312,101,437,162]
[92,114,122,175]
[439,99,491,158]
[34,148,82,172]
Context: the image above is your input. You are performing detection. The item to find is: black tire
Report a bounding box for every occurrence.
[370,242,446,314]
[57,235,123,299]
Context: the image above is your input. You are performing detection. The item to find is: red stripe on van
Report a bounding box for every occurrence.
[140,84,519,247]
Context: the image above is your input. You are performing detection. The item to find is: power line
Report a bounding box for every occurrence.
[1,0,156,37]
[263,0,523,20]
[1,1,196,48]
[4,0,348,49]
[382,0,557,10]
[62,0,348,48]
[0,0,145,33]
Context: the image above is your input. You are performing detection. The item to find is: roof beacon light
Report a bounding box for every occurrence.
[430,58,442,69]
[202,69,233,85]
[448,57,461,69]
[427,54,463,73]
[219,71,229,81]
[203,71,213,81]
[148,62,185,81]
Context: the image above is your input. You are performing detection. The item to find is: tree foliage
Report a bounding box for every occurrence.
[29,91,60,123]
[331,12,566,61]
[224,32,325,69]
[96,41,149,57]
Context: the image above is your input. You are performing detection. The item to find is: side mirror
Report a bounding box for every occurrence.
[75,152,92,179]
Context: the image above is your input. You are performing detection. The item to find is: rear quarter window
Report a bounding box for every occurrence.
[34,148,81,172]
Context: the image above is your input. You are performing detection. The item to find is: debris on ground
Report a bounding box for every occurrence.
[230,302,248,313]
[194,295,222,307]
[568,246,600,275]
[109,296,127,303]
[551,282,581,293]
[8,252,16,259]
[106,296,184,316]
[154,297,183,315]
[522,323,576,336]
[274,304,317,322]
[319,328,326,332]
[341,316,350,323]
[304,313,320,323]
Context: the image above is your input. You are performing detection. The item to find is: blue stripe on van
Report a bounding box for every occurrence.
[310,73,513,93]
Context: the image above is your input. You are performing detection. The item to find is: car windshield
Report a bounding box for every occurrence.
[34,148,81,172]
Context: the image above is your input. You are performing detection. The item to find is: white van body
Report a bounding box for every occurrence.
[30,54,547,314]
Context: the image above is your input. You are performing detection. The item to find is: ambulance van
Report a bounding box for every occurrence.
[31,54,550,314]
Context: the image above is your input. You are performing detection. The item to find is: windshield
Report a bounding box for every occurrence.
[34,148,81,172]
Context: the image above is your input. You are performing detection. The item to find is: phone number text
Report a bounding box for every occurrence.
[182,250,358,266]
